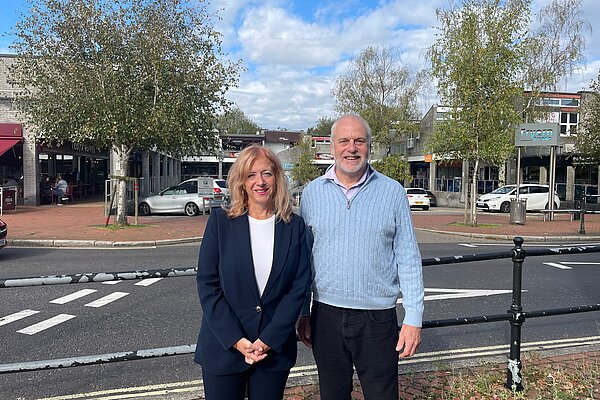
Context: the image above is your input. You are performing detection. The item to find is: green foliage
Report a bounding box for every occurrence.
[307,116,335,136]
[217,106,260,135]
[371,154,412,184]
[577,71,600,164]
[291,136,320,186]
[332,46,427,152]
[9,0,241,158]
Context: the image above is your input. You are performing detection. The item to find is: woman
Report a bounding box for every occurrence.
[195,145,311,400]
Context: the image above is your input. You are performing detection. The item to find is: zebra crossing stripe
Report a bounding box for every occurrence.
[84,292,129,308]
[17,314,76,335]
[134,278,163,287]
[50,289,98,304]
[0,309,40,326]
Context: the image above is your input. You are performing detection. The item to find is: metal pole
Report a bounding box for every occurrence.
[515,147,521,200]
[548,146,557,220]
[506,236,525,392]
[579,195,586,235]
[134,178,139,226]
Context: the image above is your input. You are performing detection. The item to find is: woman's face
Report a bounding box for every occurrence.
[244,156,276,211]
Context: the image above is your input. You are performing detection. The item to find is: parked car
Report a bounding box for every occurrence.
[179,178,229,201]
[476,184,560,213]
[0,218,6,249]
[405,188,430,210]
[425,190,437,207]
[138,185,212,216]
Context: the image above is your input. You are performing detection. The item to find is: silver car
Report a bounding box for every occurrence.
[138,186,211,216]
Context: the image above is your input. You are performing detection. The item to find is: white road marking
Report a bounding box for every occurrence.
[397,288,517,303]
[458,243,478,248]
[17,314,76,335]
[84,292,129,308]
[102,281,122,285]
[134,278,163,287]
[50,289,98,304]
[39,336,600,400]
[0,309,40,326]
[543,262,572,270]
[558,261,600,265]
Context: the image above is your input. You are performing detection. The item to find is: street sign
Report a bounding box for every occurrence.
[197,178,213,197]
[515,123,559,147]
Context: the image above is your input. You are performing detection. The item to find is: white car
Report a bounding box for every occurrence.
[476,184,560,213]
[405,188,430,210]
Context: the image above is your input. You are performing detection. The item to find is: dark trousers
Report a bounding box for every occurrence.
[311,301,400,400]
[202,366,289,400]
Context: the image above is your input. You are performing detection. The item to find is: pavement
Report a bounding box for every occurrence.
[2,199,599,399]
[1,197,599,246]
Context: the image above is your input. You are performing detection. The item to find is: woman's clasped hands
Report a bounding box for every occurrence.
[234,338,271,365]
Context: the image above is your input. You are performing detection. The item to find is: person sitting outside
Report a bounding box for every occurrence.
[55,175,68,205]
[40,176,53,204]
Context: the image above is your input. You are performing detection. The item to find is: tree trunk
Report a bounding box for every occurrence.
[112,145,132,226]
[470,159,480,227]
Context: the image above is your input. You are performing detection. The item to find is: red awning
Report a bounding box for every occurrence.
[0,138,21,157]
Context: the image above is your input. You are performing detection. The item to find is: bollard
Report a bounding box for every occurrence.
[506,236,525,392]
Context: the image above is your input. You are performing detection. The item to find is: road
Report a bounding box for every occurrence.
[0,232,599,399]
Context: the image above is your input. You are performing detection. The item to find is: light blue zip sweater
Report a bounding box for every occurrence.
[300,167,425,327]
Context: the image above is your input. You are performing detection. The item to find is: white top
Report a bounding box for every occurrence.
[248,214,275,297]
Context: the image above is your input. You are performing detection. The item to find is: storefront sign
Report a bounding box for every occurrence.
[515,123,559,147]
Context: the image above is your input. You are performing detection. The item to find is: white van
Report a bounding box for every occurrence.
[476,184,560,213]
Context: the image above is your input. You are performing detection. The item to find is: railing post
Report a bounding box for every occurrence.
[506,236,526,392]
[579,196,586,235]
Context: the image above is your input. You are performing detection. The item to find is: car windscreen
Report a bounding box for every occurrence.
[491,186,514,194]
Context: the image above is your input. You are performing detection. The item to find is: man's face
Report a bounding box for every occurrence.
[331,116,370,179]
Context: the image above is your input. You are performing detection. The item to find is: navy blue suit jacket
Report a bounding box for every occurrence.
[194,207,311,375]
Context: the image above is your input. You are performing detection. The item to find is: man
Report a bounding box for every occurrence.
[55,175,68,205]
[297,114,424,400]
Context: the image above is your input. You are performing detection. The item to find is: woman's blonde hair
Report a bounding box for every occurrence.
[226,145,293,223]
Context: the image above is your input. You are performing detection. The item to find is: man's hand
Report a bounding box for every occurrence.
[396,324,421,358]
[296,316,312,348]
[234,338,267,364]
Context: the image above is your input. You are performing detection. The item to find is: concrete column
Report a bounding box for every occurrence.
[539,166,548,185]
[152,152,160,194]
[429,161,437,191]
[141,151,150,197]
[161,154,167,190]
[566,165,575,203]
[22,130,39,206]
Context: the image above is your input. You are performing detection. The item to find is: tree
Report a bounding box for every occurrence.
[9,0,240,224]
[307,116,335,136]
[428,0,530,226]
[217,106,260,135]
[371,154,412,185]
[521,0,590,119]
[332,46,427,154]
[291,136,320,187]
[577,71,600,164]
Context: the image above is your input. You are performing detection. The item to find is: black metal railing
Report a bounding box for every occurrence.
[1,238,599,393]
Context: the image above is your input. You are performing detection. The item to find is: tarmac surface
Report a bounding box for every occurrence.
[1,197,599,246]
[1,199,599,399]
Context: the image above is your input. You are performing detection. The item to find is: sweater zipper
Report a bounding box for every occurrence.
[342,171,375,210]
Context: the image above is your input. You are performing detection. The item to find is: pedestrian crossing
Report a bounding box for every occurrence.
[1,278,163,336]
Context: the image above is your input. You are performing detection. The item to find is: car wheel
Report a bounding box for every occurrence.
[500,201,511,213]
[185,202,199,216]
[139,202,151,216]
[422,206,430,211]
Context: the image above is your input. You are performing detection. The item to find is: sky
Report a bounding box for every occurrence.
[1,0,599,131]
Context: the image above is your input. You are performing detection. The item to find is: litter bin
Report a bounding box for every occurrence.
[509,198,527,225]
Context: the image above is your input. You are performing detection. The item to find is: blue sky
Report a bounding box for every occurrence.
[1,0,599,131]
